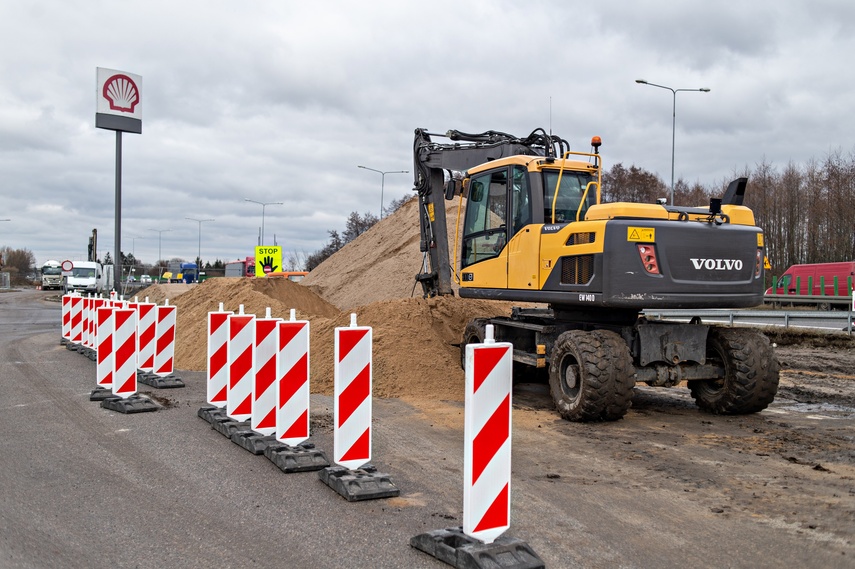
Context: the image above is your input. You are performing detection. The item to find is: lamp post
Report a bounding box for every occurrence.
[149,228,172,266]
[186,217,214,266]
[357,166,409,218]
[244,199,282,246]
[128,236,144,258]
[635,79,711,205]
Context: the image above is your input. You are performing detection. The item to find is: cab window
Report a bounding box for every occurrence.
[511,166,532,235]
[462,169,508,268]
[543,170,597,223]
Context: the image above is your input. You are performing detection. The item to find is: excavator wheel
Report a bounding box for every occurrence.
[591,330,636,421]
[549,330,623,422]
[688,328,780,415]
[460,318,490,370]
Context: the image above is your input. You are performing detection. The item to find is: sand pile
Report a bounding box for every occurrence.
[160,195,520,402]
[301,196,464,310]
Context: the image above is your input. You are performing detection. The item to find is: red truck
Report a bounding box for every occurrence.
[766,261,855,308]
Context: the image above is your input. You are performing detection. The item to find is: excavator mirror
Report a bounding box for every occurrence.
[445,179,457,200]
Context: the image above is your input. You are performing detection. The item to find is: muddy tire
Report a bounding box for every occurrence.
[689,328,780,414]
[549,330,617,422]
[460,318,489,369]
[591,330,636,421]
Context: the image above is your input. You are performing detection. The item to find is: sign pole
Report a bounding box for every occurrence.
[114,130,122,293]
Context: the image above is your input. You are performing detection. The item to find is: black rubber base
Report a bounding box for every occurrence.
[211,416,251,438]
[197,405,227,424]
[410,527,544,569]
[137,371,185,389]
[318,464,400,502]
[264,441,330,473]
[230,430,278,455]
[89,386,114,401]
[100,394,161,414]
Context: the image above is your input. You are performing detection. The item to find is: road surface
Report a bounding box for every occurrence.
[1,289,853,568]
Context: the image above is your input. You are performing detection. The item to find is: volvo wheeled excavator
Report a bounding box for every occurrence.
[413,127,779,422]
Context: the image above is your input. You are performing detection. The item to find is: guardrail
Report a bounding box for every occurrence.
[643,309,855,336]
[764,293,853,308]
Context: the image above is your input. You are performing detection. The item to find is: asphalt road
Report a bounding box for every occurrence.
[1,289,852,568]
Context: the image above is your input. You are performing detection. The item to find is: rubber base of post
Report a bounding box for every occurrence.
[90,386,114,401]
[211,416,251,438]
[319,464,400,502]
[230,430,278,455]
[265,442,330,473]
[197,405,227,424]
[137,371,185,389]
[100,394,161,414]
[410,527,544,569]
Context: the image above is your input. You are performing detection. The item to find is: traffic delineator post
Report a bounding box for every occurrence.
[153,300,176,376]
[226,305,255,423]
[319,313,397,501]
[100,305,160,414]
[111,307,137,398]
[138,299,185,389]
[230,307,281,454]
[207,302,232,407]
[264,308,329,473]
[89,304,115,401]
[410,324,543,568]
[61,293,72,343]
[276,309,310,446]
[137,298,157,372]
[252,307,280,436]
[69,294,83,344]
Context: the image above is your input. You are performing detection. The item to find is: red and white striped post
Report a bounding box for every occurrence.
[227,305,255,421]
[96,305,115,390]
[277,309,310,446]
[207,302,232,407]
[69,294,83,344]
[463,324,513,544]
[334,313,372,470]
[90,298,107,349]
[137,298,157,372]
[112,307,138,398]
[252,307,281,435]
[61,294,72,339]
[81,296,91,348]
[153,300,177,376]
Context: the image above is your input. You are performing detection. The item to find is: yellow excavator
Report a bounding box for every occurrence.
[413,127,779,421]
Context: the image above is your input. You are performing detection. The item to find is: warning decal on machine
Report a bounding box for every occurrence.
[627,227,655,242]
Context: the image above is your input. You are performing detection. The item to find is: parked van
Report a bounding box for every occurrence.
[63,261,104,295]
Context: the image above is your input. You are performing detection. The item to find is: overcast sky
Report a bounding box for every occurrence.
[2,1,853,269]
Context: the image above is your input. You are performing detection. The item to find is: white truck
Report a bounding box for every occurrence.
[40,260,63,290]
[63,262,113,295]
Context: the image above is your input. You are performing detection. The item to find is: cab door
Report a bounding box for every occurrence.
[460,168,509,288]
[507,165,540,290]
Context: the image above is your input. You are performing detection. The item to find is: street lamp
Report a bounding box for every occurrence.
[128,236,144,258]
[244,199,282,246]
[186,217,214,266]
[635,79,711,205]
[149,228,172,266]
[357,166,409,218]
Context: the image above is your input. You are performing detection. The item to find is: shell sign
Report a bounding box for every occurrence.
[96,67,142,134]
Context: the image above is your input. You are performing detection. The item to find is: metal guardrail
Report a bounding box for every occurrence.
[764,293,853,307]
[643,308,855,336]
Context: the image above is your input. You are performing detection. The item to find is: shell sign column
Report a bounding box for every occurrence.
[96,67,142,134]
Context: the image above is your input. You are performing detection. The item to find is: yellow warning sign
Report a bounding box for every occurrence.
[255,246,283,277]
[627,227,655,242]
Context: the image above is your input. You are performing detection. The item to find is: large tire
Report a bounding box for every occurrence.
[591,330,636,421]
[460,318,489,370]
[689,328,780,414]
[548,330,616,422]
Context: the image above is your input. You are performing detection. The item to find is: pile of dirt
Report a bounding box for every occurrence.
[301,196,464,310]
[159,203,510,402]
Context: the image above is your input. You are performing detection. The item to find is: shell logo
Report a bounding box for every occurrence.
[102,74,140,113]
